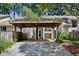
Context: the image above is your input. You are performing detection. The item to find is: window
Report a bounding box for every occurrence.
[45,27,52,31]
[1,27,6,31]
[72,20,77,27]
[63,18,72,24]
[39,31,42,37]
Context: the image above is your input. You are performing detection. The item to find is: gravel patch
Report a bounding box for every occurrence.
[0,41,72,56]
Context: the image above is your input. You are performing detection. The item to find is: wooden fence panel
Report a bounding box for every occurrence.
[68,31,79,40]
[0,32,13,40]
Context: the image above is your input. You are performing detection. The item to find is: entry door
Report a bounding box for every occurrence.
[38,28,43,39]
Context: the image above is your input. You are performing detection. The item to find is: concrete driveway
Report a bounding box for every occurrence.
[1,41,72,56]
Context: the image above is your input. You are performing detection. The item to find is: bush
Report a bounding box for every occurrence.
[0,36,15,53]
[72,41,79,45]
[70,38,79,41]
[56,37,64,43]
[56,32,69,43]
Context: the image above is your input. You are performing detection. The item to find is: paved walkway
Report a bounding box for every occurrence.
[1,41,72,56]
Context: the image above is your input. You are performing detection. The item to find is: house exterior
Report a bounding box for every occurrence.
[0,15,13,40]
[9,18,61,41]
[0,15,79,41]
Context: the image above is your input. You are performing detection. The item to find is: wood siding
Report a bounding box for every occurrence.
[0,32,13,40]
[68,31,79,40]
[44,33,52,39]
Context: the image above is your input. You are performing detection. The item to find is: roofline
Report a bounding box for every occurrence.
[42,16,78,19]
[0,15,11,19]
[12,16,78,21]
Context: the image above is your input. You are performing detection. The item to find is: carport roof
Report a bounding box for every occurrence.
[9,20,61,28]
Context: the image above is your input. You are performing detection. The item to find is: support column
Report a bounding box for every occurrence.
[13,25,16,41]
[36,27,38,40]
[52,28,54,39]
[19,27,22,41]
[56,26,58,40]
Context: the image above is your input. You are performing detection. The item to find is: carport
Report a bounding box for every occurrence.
[9,20,61,41]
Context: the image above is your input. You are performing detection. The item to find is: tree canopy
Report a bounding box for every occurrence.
[0,3,79,17]
[22,7,40,20]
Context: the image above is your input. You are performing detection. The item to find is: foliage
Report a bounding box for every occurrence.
[70,38,79,45]
[0,3,10,14]
[72,20,77,27]
[71,41,79,45]
[1,3,79,17]
[70,38,79,41]
[1,3,79,16]
[22,7,40,20]
[56,39,63,43]
[0,36,15,53]
[56,32,69,43]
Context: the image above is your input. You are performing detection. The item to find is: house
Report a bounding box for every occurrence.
[0,15,13,40]
[58,16,78,32]
[0,15,78,41]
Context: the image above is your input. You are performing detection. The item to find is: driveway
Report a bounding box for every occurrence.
[1,41,72,56]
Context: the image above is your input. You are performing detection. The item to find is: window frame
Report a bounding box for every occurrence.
[1,26,6,32]
[45,27,52,31]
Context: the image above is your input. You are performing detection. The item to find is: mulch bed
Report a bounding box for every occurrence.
[63,45,79,56]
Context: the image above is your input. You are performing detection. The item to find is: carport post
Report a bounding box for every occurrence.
[52,27,54,39]
[36,27,38,40]
[13,25,17,41]
[56,26,58,40]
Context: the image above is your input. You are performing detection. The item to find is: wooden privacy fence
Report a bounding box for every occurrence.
[68,31,79,40]
[0,32,13,40]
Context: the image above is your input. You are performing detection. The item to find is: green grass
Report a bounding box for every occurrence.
[0,36,15,53]
[71,41,79,45]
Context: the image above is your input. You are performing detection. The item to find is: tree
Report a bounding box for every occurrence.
[22,7,40,20]
[21,3,79,19]
[0,3,10,14]
[9,3,17,18]
[1,3,79,17]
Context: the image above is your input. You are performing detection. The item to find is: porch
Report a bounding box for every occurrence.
[9,20,61,41]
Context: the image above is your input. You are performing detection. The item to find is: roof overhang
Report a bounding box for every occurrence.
[9,20,61,28]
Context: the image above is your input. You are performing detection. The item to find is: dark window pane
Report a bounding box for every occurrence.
[45,28,52,31]
[1,27,6,31]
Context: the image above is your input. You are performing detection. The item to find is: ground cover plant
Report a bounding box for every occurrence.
[56,32,69,43]
[0,36,15,53]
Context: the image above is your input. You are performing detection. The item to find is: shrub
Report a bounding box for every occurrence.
[70,38,79,41]
[0,36,15,53]
[72,41,79,45]
[56,37,64,43]
[56,32,69,43]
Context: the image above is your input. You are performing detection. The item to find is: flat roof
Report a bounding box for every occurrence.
[42,16,78,20]
[0,15,10,19]
[9,20,61,23]
[0,15,11,26]
[9,20,61,28]
[12,16,78,21]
